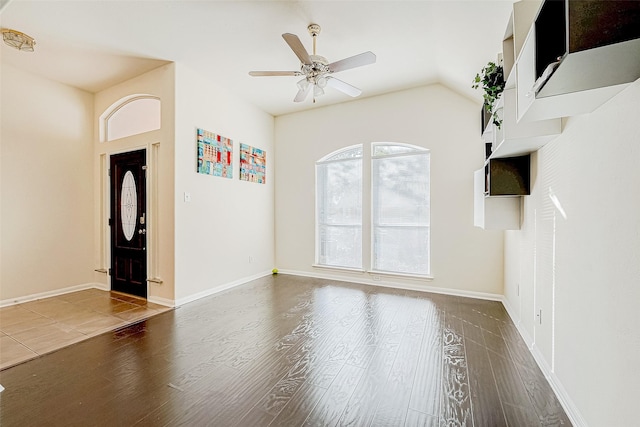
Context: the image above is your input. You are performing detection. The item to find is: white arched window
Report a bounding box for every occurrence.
[316,143,430,275]
[316,144,363,269]
[372,143,430,275]
[102,95,161,142]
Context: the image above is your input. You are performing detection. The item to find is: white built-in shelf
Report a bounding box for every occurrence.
[516,0,640,122]
[473,154,530,230]
[502,0,543,89]
[474,169,521,230]
[484,88,560,159]
[475,0,640,230]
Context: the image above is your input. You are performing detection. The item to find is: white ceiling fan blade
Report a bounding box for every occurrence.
[328,51,376,73]
[293,84,311,102]
[326,77,362,97]
[282,33,312,65]
[249,71,302,77]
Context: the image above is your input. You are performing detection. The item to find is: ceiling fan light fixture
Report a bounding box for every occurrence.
[313,85,325,97]
[1,28,36,52]
[316,75,328,88]
[297,78,310,91]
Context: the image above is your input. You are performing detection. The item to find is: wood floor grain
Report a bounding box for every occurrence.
[0,275,571,426]
[441,312,473,426]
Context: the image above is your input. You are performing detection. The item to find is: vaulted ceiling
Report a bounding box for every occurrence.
[0,0,515,116]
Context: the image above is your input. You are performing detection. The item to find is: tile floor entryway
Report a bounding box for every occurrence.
[0,288,171,370]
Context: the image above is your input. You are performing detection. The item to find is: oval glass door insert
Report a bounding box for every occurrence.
[121,170,137,241]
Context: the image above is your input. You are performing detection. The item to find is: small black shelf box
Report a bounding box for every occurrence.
[486,155,530,196]
[535,0,640,98]
[516,0,640,122]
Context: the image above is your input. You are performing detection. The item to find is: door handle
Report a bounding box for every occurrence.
[138,229,146,235]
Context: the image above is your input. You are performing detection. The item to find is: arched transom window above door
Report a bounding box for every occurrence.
[101,95,161,142]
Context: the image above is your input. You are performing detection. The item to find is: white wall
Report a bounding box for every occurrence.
[504,79,640,426]
[173,63,275,304]
[275,84,504,296]
[94,64,176,304]
[1,64,94,301]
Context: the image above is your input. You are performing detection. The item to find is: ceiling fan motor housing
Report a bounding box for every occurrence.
[307,24,321,38]
[302,55,330,84]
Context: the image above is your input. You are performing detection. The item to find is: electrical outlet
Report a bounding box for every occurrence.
[372,275,381,281]
[248,255,254,263]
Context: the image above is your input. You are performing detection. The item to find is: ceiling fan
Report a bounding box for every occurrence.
[249,24,376,103]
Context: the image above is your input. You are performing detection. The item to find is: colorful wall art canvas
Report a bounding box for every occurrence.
[197,128,233,178]
[239,143,266,184]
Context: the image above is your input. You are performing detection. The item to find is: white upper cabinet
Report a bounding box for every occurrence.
[474,169,522,230]
[515,0,640,122]
[474,0,640,230]
[502,0,543,89]
[488,88,560,159]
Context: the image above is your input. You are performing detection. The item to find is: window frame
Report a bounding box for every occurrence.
[102,95,161,142]
[370,143,431,277]
[314,142,432,279]
[314,144,364,270]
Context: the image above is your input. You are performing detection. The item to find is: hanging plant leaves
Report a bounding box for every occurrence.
[472,61,505,128]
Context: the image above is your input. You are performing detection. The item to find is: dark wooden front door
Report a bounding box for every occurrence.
[110,150,147,298]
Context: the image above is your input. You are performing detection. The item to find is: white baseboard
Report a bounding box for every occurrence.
[147,295,175,308]
[173,270,272,307]
[501,296,531,342]
[93,282,109,291]
[278,269,503,302]
[0,271,274,310]
[501,296,587,427]
[0,282,108,308]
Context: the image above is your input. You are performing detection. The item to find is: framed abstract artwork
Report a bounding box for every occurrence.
[239,143,266,184]
[197,128,233,179]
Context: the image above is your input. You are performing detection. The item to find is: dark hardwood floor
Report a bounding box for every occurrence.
[0,275,571,426]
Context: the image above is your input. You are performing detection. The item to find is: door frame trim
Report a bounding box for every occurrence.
[100,143,154,299]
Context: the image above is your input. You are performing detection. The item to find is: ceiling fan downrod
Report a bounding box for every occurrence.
[308,23,320,56]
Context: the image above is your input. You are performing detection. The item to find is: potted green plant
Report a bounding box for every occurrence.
[473,61,505,128]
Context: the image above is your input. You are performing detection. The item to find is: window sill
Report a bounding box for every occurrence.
[368,270,434,281]
[312,265,433,281]
[312,264,366,273]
